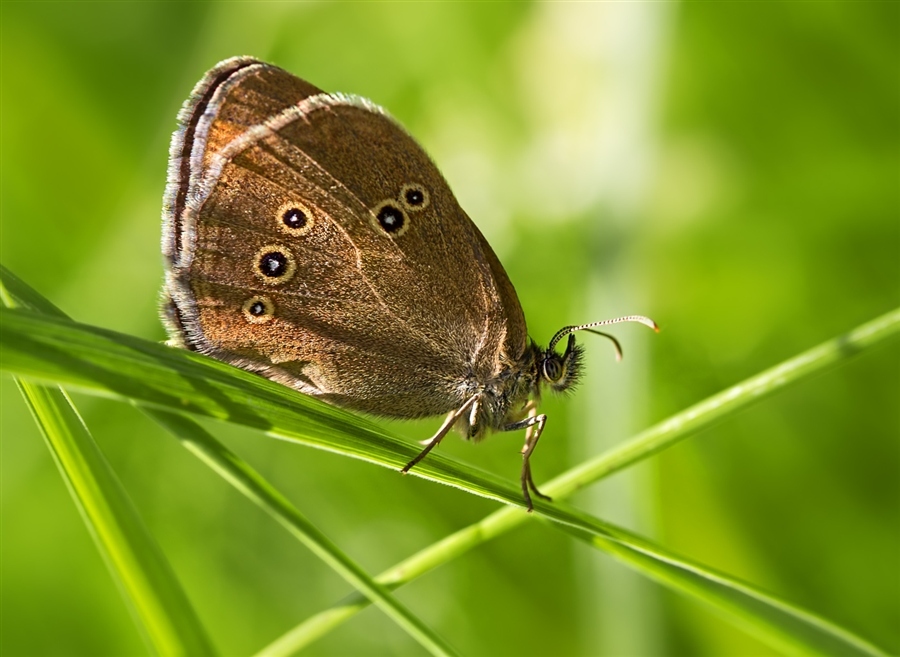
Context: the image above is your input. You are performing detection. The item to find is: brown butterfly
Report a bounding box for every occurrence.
[161,57,657,510]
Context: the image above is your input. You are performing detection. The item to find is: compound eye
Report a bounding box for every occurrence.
[543,357,564,382]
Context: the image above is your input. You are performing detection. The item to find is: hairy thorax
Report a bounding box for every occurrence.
[454,342,542,441]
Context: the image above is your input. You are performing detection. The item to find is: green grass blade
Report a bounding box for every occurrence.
[5,299,896,511]
[2,266,897,657]
[0,305,532,505]
[1,264,69,318]
[263,488,888,657]
[12,385,216,657]
[261,308,900,655]
[254,507,525,657]
[551,515,887,657]
[146,409,459,657]
[1,264,456,657]
[2,269,216,656]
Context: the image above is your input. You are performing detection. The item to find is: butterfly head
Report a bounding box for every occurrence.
[539,333,584,394]
[539,315,660,394]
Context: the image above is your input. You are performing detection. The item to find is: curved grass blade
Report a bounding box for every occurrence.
[147,409,459,657]
[0,305,531,506]
[2,270,216,656]
[1,265,457,657]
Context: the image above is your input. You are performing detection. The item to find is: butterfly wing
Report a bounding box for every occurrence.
[163,59,527,418]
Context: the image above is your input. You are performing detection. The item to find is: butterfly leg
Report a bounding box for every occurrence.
[503,404,551,512]
[402,394,479,474]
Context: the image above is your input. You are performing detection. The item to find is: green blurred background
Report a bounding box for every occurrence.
[2,3,897,656]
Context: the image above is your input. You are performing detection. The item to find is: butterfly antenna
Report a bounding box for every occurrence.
[548,315,659,360]
[581,329,624,362]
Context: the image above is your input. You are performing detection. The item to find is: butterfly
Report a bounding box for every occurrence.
[161,57,657,510]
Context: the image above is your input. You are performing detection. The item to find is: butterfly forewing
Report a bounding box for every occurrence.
[164,59,528,419]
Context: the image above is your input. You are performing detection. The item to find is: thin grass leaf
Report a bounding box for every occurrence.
[2,271,216,656]
[258,482,889,657]
[146,409,459,657]
[253,505,526,657]
[551,517,887,657]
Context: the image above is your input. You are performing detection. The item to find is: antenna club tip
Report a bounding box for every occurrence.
[637,315,660,333]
